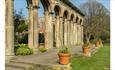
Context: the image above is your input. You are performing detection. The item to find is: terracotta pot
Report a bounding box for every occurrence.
[82,47,90,54]
[96,41,100,47]
[58,53,71,65]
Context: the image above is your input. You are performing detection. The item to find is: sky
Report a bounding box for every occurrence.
[14,0,110,18]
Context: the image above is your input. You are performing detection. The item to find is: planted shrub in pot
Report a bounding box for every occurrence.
[96,38,103,48]
[58,46,71,65]
[82,42,91,56]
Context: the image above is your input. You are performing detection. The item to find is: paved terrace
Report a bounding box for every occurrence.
[6,45,97,70]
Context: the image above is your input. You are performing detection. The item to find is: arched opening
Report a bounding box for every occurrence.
[63,10,69,19]
[76,17,79,23]
[53,5,61,47]
[63,10,69,45]
[38,0,51,47]
[70,14,74,21]
[14,0,28,44]
[14,0,51,48]
[80,19,82,24]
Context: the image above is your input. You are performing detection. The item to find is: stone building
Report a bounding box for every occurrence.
[5,0,85,61]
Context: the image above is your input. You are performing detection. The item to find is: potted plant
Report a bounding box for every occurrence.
[58,46,71,65]
[96,38,103,48]
[82,42,91,56]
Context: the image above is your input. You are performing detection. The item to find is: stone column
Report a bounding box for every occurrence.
[33,4,39,53]
[80,25,82,44]
[75,23,78,45]
[60,17,63,47]
[76,24,78,45]
[69,21,71,46]
[78,25,81,45]
[27,5,34,49]
[70,21,72,46]
[55,16,60,48]
[73,22,76,45]
[64,19,68,46]
[81,25,84,44]
[44,11,53,49]
[5,0,14,58]
[67,19,70,46]
[71,22,74,45]
[44,11,48,48]
[59,17,63,47]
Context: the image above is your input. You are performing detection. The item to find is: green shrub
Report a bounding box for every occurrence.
[18,44,28,48]
[14,44,28,53]
[15,44,33,56]
[82,42,91,48]
[59,46,70,53]
[90,39,96,44]
[39,47,47,53]
[16,47,33,56]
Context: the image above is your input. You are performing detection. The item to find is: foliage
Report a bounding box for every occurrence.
[39,47,47,53]
[82,42,91,48]
[18,34,28,44]
[16,47,33,56]
[71,43,110,70]
[14,10,28,44]
[15,44,33,55]
[59,46,70,53]
[90,39,96,44]
[80,0,110,42]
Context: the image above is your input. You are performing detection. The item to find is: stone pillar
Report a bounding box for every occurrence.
[75,23,78,45]
[59,17,63,47]
[5,0,14,59]
[64,19,68,46]
[77,25,81,45]
[69,21,71,46]
[44,11,53,49]
[71,22,74,45]
[81,25,84,44]
[55,16,60,48]
[80,25,82,44]
[73,22,76,45]
[27,5,34,49]
[67,19,70,46]
[70,21,72,46]
[44,11,48,48]
[32,3,39,53]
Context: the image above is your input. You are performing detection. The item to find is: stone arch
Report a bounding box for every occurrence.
[63,10,69,19]
[70,14,75,21]
[53,5,61,48]
[26,0,32,7]
[76,16,79,23]
[41,0,51,12]
[80,19,83,24]
[54,5,61,16]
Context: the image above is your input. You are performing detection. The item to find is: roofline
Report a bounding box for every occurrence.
[61,0,85,17]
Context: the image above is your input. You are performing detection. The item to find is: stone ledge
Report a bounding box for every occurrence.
[34,63,71,70]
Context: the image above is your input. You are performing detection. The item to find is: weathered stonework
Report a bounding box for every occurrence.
[5,0,14,62]
[5,0,85,60]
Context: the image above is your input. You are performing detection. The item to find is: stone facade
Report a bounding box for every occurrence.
[5,0,84,60]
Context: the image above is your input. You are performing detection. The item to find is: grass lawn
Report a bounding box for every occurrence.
[71,43,110,70]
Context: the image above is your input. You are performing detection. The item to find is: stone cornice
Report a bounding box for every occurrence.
[60,0,85,17]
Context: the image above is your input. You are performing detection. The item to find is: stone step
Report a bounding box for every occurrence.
[5,66,24,70]
[5,62,34,70]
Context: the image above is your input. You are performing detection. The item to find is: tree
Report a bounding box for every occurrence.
[80,0,110,43]
[14,10,28,44]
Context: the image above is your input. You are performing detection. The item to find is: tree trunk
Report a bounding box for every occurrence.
[85,33,91,43]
